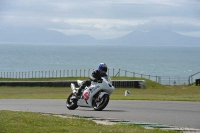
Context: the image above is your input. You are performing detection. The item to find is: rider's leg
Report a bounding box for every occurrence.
[71,80,91,100]
[76,80,91,96]
[77,84,86,96]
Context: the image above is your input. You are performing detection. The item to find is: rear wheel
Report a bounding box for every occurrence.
[92,94,109,111]
[66,93,78,110]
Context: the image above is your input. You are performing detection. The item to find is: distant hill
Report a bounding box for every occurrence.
[0,28,97,44]
[0,28,200,46]
[100,30,200,46]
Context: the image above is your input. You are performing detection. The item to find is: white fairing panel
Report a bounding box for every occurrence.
[77,80,84,86]
[77,77,115,107]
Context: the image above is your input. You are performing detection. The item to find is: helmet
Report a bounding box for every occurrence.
[98,63,107,73]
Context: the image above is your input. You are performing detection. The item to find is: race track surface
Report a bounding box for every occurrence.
[0,99,200,129]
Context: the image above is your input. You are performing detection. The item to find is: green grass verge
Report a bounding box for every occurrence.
[0,77,200,101]
[0,110,179,133]
[0,85,199,101]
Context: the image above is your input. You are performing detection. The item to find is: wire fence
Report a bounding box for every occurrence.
[0,68,199,85]
[188,72,200,85]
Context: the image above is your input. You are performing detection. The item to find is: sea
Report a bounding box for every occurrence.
[0,43,200,79]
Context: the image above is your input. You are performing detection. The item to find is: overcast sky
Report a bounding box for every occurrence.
[1,0,200,39]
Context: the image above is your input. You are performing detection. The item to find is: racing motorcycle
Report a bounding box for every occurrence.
[66,76,115,111]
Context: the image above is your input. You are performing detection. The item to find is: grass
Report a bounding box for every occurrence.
[0,86,199,101]
[0,86,68,99]
[0,110,179,133]
[111,86,200,101]
[0,77,199,101]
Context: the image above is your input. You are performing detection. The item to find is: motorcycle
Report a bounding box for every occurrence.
[66,76,115,111]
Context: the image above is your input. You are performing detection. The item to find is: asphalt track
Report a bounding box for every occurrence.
[0,99,200,129]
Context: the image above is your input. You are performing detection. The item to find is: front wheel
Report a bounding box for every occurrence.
[92,94,109,111]
[66,93,78,110]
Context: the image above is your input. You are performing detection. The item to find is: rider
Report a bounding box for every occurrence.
[73,63,108,99]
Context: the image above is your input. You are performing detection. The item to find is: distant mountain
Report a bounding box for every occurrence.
[0,28,97,44]
[100,30,200,46]
[0,28,200,46]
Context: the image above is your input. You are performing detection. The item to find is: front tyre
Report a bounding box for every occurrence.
[92,94,109,111]
[66,93,78,110]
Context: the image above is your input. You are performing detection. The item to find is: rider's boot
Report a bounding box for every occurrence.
[71,85,85,100]
[71,93,80,100]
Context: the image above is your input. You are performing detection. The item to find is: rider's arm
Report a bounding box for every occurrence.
[90,70,102,82]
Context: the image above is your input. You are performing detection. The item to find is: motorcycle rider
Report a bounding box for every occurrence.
[73,63,108,99]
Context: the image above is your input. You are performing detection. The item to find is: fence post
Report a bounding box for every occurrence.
[119,69,120,77]
[191,76,193,84]
[67,70,69,77]
[188,76,190,85]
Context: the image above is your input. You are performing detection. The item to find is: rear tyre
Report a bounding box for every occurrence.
[66,93,78,110]
[92,94,109,111]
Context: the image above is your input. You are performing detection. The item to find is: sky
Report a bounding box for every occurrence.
[0,0,200,39]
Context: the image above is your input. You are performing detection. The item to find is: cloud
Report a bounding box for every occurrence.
[48,18,148,39]
[133,17,200,31]
[1,0,200,39]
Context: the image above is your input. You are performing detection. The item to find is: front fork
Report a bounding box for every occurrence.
[93,91,101,102]
[94,91,108,102]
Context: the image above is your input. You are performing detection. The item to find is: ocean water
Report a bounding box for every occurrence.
[0,43,200,78]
